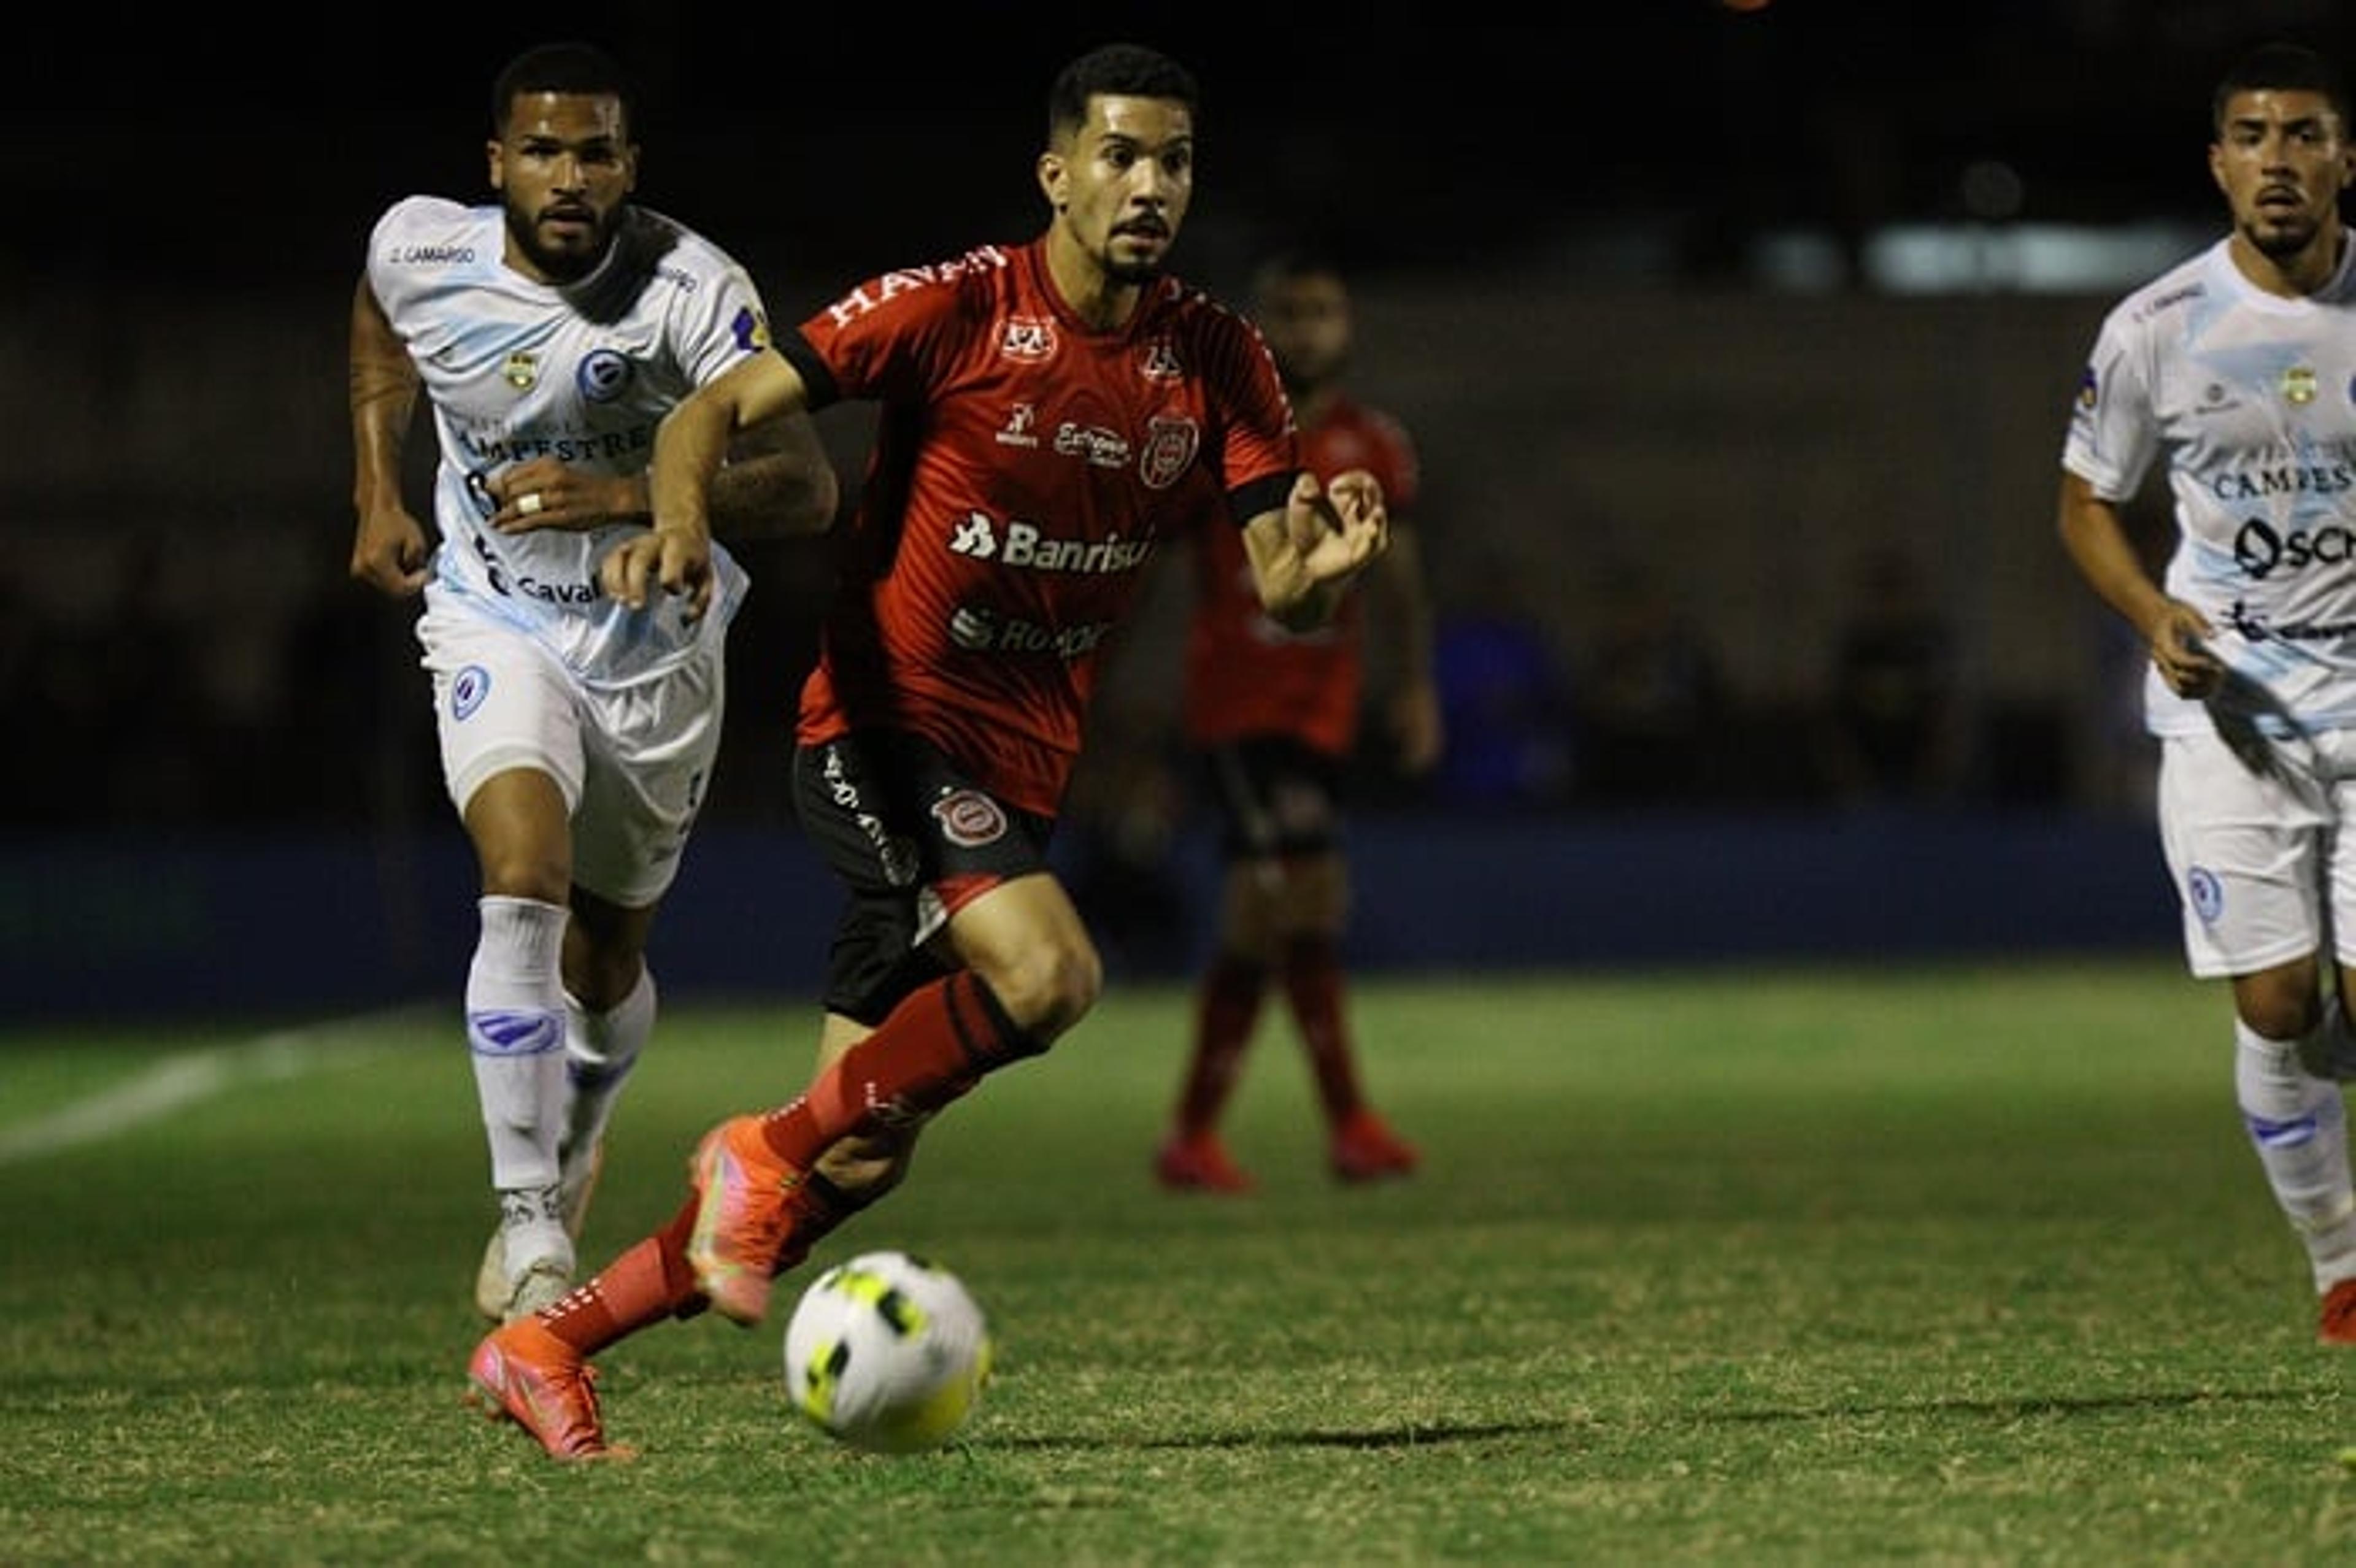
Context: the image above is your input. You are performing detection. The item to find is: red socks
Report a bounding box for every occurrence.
[540,1171,864,1356]
[1176,952,1267,1135]
[534,972,1035,1359]
[758,971,1038,1170]
[539,1198,702,1355]
[1282,936,1363,1122]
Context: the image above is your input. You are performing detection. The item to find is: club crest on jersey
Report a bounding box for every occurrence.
[2075,366,2098,412]
[1000,317,1058,362]
[2283,365,2319,405]
[931,788,1008,848]
[503,352,539,391]
[577,348,633,403]
[2187,865,2223,925]
[1139,415,1199,490]
[450,665,491,721]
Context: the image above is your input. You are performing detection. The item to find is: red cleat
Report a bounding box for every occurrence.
[1154,1132,1255,1194]
[687,1115,804,1326]
[2320,1278,2356,1345]
[1330,1109,1419,1184]
[466,1317,633,1462]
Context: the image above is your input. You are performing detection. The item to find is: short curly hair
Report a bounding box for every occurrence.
[1046,43,1198,145]
[491,40,637,138]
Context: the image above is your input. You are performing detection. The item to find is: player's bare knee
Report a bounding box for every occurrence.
[2236,982,2321,1042]
[477,852,569,906]
[984,943,1101,1041]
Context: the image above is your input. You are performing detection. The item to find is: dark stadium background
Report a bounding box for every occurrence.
[23,5,2354,287]
[11,2,2356,1017]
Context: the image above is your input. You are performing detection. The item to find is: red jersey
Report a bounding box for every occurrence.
[782,239,1300,817]
[1180,393,1420,756]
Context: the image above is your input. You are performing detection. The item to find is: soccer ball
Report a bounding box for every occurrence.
[782,1251,993,1454]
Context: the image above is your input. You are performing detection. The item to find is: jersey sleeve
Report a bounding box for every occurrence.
[1212,315,1301,525]
[364,196,466,310]
[791,258,979,411]
[669,241,776,390]
[2061,306,2159,502]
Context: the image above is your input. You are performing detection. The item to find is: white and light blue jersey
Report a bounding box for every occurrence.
[2065,234,2356,737]
[368,196,768,686]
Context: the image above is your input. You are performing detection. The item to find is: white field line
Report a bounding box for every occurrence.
[0,1010,432,1166]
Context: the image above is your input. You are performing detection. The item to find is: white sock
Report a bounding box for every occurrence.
[466,895,571,1275]
[561,966,654,1183]
[2235,1019,2356,1291]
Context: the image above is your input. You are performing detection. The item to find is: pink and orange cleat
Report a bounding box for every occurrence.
[686,1115,804,1326]
[466,1317,631,1462]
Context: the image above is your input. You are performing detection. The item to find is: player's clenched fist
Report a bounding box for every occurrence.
[601,527,715,621]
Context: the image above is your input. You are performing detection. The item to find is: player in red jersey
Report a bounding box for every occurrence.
[1153,252,1442,1194]
[464,42,1390,1460]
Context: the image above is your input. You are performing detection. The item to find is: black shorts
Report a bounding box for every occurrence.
[1199,735,1345,861]
[793,730,1055,1025]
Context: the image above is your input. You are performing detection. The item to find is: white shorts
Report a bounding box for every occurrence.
[417,603,726,909]
[2157,724,2356,978]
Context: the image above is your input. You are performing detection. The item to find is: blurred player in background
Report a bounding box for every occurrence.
[461,41,1390,1460]
[347,40,836,1323]
[1153,250,1441,1193]
[2057,39,2356,1343]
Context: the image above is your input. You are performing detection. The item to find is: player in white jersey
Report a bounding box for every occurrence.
[347,41,837,1323]
[2060,40,2356,1345]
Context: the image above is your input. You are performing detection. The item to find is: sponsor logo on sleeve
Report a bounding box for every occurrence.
[731,306,771,353]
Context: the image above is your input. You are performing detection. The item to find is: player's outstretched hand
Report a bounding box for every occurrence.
[601,528,714,621]
[1288,467,1389,587]
[487,457,644,535]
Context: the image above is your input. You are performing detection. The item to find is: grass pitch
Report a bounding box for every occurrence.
[6,956,2356,1564]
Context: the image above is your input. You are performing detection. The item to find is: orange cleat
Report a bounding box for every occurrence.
[2320,1278,2356,1345]
[1330,1109,1419,1184]
[466,1317,633,1461]
[1154,1132,1255,1194]
[686,1115,804,1326]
